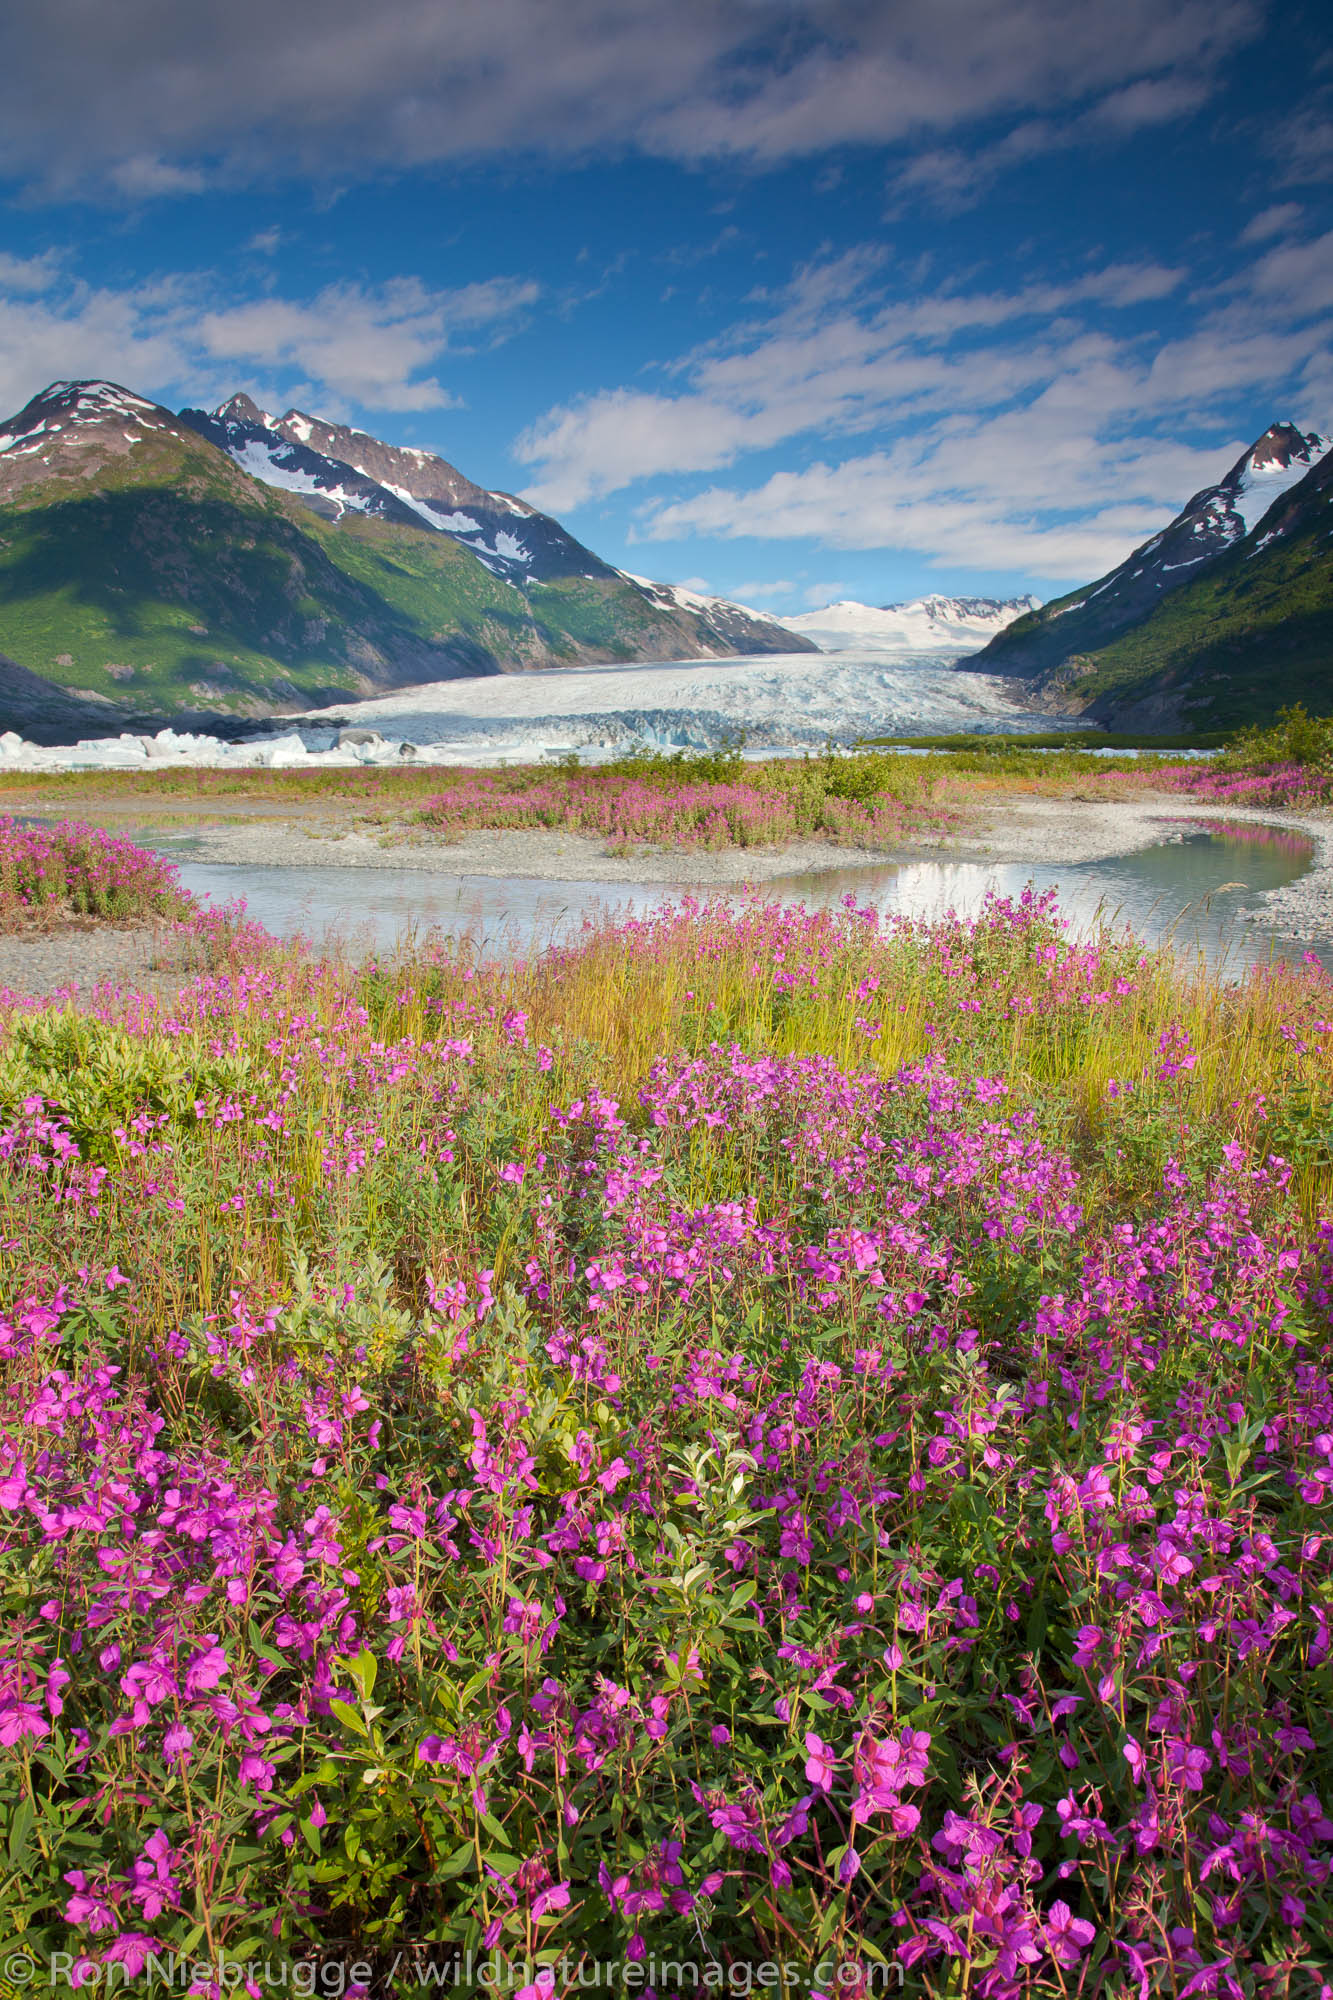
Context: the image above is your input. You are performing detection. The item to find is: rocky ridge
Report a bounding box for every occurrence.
[976,423,1331,690]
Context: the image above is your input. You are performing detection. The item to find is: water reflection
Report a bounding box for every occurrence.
[167,819,1327,973]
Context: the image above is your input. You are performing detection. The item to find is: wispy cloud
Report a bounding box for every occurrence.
[0,0,1261,196]
[515,252,1189,512]
[640,437,1243,579]
[1268,102,1333,185]
[197,277,539,410]
[105,155,209,199]
[1238,203,1304,244]
[0,265,539,419]
[513,230,1328,581]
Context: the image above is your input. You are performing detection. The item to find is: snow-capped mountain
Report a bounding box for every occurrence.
[779,595,1041,655]
[0,378,815,737]
[0,379,193,503]
[180,399,812,660]
[977,422,1331,684]
[180,393,622,583]
[617,574,815,656]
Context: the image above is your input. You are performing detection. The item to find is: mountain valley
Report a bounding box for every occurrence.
[0,380,810,739]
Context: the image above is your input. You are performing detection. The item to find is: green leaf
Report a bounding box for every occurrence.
[481,1849,521,1873]
[7,1797,34,1867]
[346,1648,378,1701]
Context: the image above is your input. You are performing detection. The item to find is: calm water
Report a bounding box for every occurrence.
[159,818,1327,973]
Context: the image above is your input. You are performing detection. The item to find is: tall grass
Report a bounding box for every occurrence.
[2,888,1332,1991]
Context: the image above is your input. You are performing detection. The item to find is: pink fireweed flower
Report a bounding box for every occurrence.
[1044,1901,1096,1967]
[0,1701,50,1746]
[804,1731,838,1793]
[237,1752,276,1794]
[63,1873,117,1931]
[162,1722,194,1766]
[531,1882,571,1920]
[1166,1739,1211,1792]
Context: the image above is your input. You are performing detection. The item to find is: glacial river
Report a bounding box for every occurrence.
[163,819,1328,974]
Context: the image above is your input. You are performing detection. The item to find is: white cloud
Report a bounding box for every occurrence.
[0,0,1261,195]
[1268,104,1333,185]
[642,444,1232,579]
[1241,230,1333,317]
[1088,73,1212,130]
[106,155,209,199]
[1238,203,1304,244]
[726,578,796,601]
[0,281,202,421]
[197,276,537,410]
[516,254,1188,510]
[513,231,1330,582]
[0,251,61,294]
[0,266,539,421]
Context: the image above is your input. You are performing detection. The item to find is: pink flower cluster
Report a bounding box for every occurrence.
[0,816,189,926]
[0,889,1330,1992]
[420,768,932,851]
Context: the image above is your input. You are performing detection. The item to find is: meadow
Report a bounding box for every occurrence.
[1,803,1332,1995]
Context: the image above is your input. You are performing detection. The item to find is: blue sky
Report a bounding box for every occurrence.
[0,0,1329,612]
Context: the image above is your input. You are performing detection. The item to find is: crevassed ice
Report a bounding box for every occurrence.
[0,653,1074,773]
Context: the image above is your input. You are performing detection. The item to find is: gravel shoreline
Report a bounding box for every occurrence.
[0,924,212,1003]
[150,820,890,884]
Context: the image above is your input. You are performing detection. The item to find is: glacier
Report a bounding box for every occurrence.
[311,649,1067,761]
[0,649,1075,772]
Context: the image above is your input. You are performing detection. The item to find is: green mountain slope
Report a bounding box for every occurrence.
[0,382,810,734]
[1047,446,1333,729]
[972,421,1333,729]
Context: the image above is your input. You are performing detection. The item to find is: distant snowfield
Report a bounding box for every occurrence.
[0,649,1072,772]
[777,596,1041,655]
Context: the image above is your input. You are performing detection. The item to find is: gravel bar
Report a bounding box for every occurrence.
[0,926,202,1002]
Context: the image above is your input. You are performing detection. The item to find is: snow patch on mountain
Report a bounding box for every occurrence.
[0,381,172,456]
[779,595,1041,655]
[1232,427,1332,534]
[379,480,463,533]
[621,574,770,620]
[230,437,374,518]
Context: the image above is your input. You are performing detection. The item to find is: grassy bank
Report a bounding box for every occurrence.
[0,741,1221,860]
[1,881,1331,1994]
